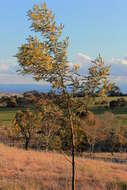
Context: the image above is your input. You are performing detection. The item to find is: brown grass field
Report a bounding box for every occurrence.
[0,144,127,190]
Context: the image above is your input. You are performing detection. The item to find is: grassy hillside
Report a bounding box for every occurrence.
[0,144,127,190]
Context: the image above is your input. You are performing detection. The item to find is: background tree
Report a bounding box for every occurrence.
[79,112,106,154]
[36,99,62,151]
[112,125,127,153]
[99,112,117,153]
[12,109,38,150]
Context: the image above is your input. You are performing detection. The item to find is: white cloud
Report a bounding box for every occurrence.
[0,58,18,74]
[107,57,127,77]
[0,73,47,85]
[0,64,9,72]
[77,53,91,62]
[109,57,127,65]
[75,53,91,69]
[121,59,127,65]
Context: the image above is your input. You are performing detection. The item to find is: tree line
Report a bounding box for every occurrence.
[10,108,127,154]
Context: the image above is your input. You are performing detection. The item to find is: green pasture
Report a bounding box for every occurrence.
[0,96,127,125]
[0,108,24,125]
[90,106,127,125]
[91,106,127,115]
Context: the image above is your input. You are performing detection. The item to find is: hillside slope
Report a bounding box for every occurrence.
[0,144,127,190]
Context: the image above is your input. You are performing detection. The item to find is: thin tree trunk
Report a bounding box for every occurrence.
[69,113,76,190]
[91,144,95,158]
[91,144,94,153]
[72,131,75,190]
[66,94,76,190]
[24,138,29,150]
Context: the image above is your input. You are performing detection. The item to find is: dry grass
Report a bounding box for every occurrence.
[0,144,127,190]
[83,152,127,161]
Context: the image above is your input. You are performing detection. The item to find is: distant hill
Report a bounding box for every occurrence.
[0,84,126,95]
[0,84,50,94]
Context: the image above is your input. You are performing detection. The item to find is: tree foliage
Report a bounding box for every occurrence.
[16,3,69,89]
[86,54,112,99]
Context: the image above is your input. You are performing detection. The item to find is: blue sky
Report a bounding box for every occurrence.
[0,0,127,91]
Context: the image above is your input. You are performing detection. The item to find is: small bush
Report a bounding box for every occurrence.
[109,98,126,109]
